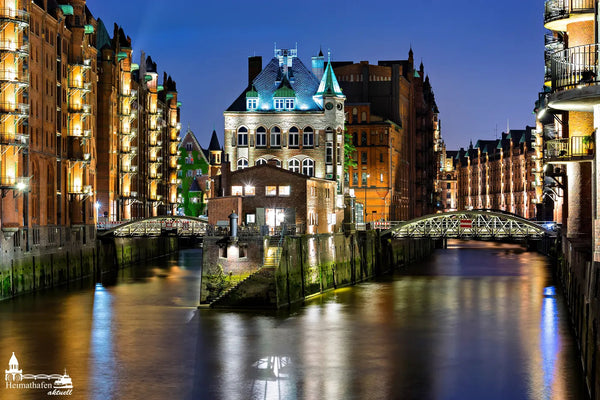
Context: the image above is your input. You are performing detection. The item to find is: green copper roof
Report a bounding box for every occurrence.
[177,101,182,107]
[84,25,94,34]
[414,70,420,78]
[274,76,295,98]
[144,74,153,82]
[58,5,74,15]
[157,85,164,92]
[246,86,258,98]
[117,51,127,62]
[315,61,344,98]
[131,63,139,71]
[166,93,174,100]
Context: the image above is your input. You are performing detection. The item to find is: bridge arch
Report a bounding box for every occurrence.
[385,210,557,239]
[98,215,209,237]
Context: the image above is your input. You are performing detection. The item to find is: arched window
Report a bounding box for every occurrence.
[256,158,267,166]
[237,127,248,146]
[237,158,248,170]
[270,126,281,147]
[273,158,282,167]
[288,158,300,173]
[289,126,299,148]
[303,126,314,147]
[302,158,314,177]
[256,126,266,147]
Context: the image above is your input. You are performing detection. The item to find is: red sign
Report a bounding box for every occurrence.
[460,219,472,229]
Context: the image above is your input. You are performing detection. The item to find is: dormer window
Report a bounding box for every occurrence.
[274,98,285,110]
[247,98,258,110]
[285,98,294,109]
[274,98,294,110]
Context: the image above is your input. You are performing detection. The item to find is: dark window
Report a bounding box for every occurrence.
[361,152,367,164]
[361,132,367,146]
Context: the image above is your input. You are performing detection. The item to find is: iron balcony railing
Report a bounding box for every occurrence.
[0,102,29,115]
[550,43,600,91]
[0,40,28,55]
[0,176,28,188]
[544,0,595,25]
[545,136,594,160]
[0,69,28,84]
[0,132,28,146]
[0,8,29,24]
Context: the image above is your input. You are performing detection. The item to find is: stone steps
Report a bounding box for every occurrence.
[210,267,276,308]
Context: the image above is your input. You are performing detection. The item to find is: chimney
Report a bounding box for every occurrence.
[248,56,262,85]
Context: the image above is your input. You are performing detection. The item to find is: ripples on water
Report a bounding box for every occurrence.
[0,240,590,400]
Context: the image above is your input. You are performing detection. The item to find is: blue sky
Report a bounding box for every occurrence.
[89,0,545,150]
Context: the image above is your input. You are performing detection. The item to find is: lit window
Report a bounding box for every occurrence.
[244,186,255,196]
[232,186,243,196]
[274,98,285,110]
[270,126,281,147]
[237,158,248,170]
[266,186,277,196]
[237,127,248,146]
[279,186,290,196]
[380,173,384,182]
[247,98,258,110]
[302,158,314,177]
[256,126,267,147]
[289,126,299,147]
[246,214,256,224]
[303,127,314,147]
[288,158,300,173]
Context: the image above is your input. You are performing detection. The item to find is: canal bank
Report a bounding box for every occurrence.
[0,234,184,302]
[201,231,434,308]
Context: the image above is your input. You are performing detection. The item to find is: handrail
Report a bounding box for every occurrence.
[545,0,595,24]
[550,43,600,91]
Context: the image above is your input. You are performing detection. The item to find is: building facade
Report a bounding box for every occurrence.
[332,51,439,219]
[223,48,346,209]
[95,22,181,221]
[178,128,209,216]
[451,127,537,219]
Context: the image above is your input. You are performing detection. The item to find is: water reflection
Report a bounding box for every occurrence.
[0,243,590,400]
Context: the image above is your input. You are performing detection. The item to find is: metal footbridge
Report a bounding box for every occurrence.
[384,210,558,239]
[97,216,209,237]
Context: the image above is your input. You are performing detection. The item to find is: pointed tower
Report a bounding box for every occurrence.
[208,130,222,178]
[5,352,22,382]
[311,48,325,80]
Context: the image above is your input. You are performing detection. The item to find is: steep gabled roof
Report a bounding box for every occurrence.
[315,61,344,98]
[208,130,221,151]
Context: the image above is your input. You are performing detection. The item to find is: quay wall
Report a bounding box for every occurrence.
[0,227,181,302]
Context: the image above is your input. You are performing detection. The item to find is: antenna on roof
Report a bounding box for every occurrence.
[507,119,510,133]
[327,48,331,62]
[295,42,298,52]
[274,42,277,56]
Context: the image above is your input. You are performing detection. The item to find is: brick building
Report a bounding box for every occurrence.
[209,163,339,234]
[223,47,346,211]
[332,50,439,220]
[178,128,209,216]
[451,127,537,219]
[95,22,181,221]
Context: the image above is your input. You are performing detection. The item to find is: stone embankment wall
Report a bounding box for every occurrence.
[0,234,181,302]
[556,238,599,399]
[206,231,434,308]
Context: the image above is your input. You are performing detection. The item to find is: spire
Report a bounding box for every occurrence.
[315,59,344,98]
[208,130,221,151]
[318,46,323,57]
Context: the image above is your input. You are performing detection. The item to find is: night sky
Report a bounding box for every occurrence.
[89,0,546,151]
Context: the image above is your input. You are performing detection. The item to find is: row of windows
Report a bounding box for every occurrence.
[231,185,291,197]
[237,157,315,176]
[237,126,314,147]
[247,98,294,111]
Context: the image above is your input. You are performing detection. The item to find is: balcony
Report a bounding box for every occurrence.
[0,132,28,146]
[544,135,594,162]
[544,0,595,31]
[547,43,600,111]
[0,69,28,86]
[0,102,29,117]
[68,80,91,92]
[68,104,91,115]
[0,40,28,56]
[0,8,30,25]
[0,176,28,190]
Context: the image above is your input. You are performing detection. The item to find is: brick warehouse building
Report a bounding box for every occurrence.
[209,162,338,234]
[332,50,440,220]
[223,47,346,213]
[451,127,537,219]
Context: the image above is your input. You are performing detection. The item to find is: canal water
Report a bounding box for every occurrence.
[0,240,589,400]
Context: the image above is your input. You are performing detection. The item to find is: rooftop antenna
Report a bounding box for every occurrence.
[495,124,498,139]
[507,119,510,133]
[274,42,277,56]
[327,48,331,62]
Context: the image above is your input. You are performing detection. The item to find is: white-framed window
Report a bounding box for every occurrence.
[288,158,300,173]
[266,186,277,196]
[247,98,258,110]
[246,213,256,224]
[270,126,281,147]
[256,126,266,147]
[302,158,314,177]
[245,186,255,196]
[232,186,243,196]
[274,98,285,110]
[303,126,314,147]
[288,126,299,147]
[256,158,267,166]
[279,186,290,196]
[237,158,248,170]
[285,98,294,109]
[186,170,193,177]
[237,126,248,146]
[326,142,333,164]
[273,159,282,167]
